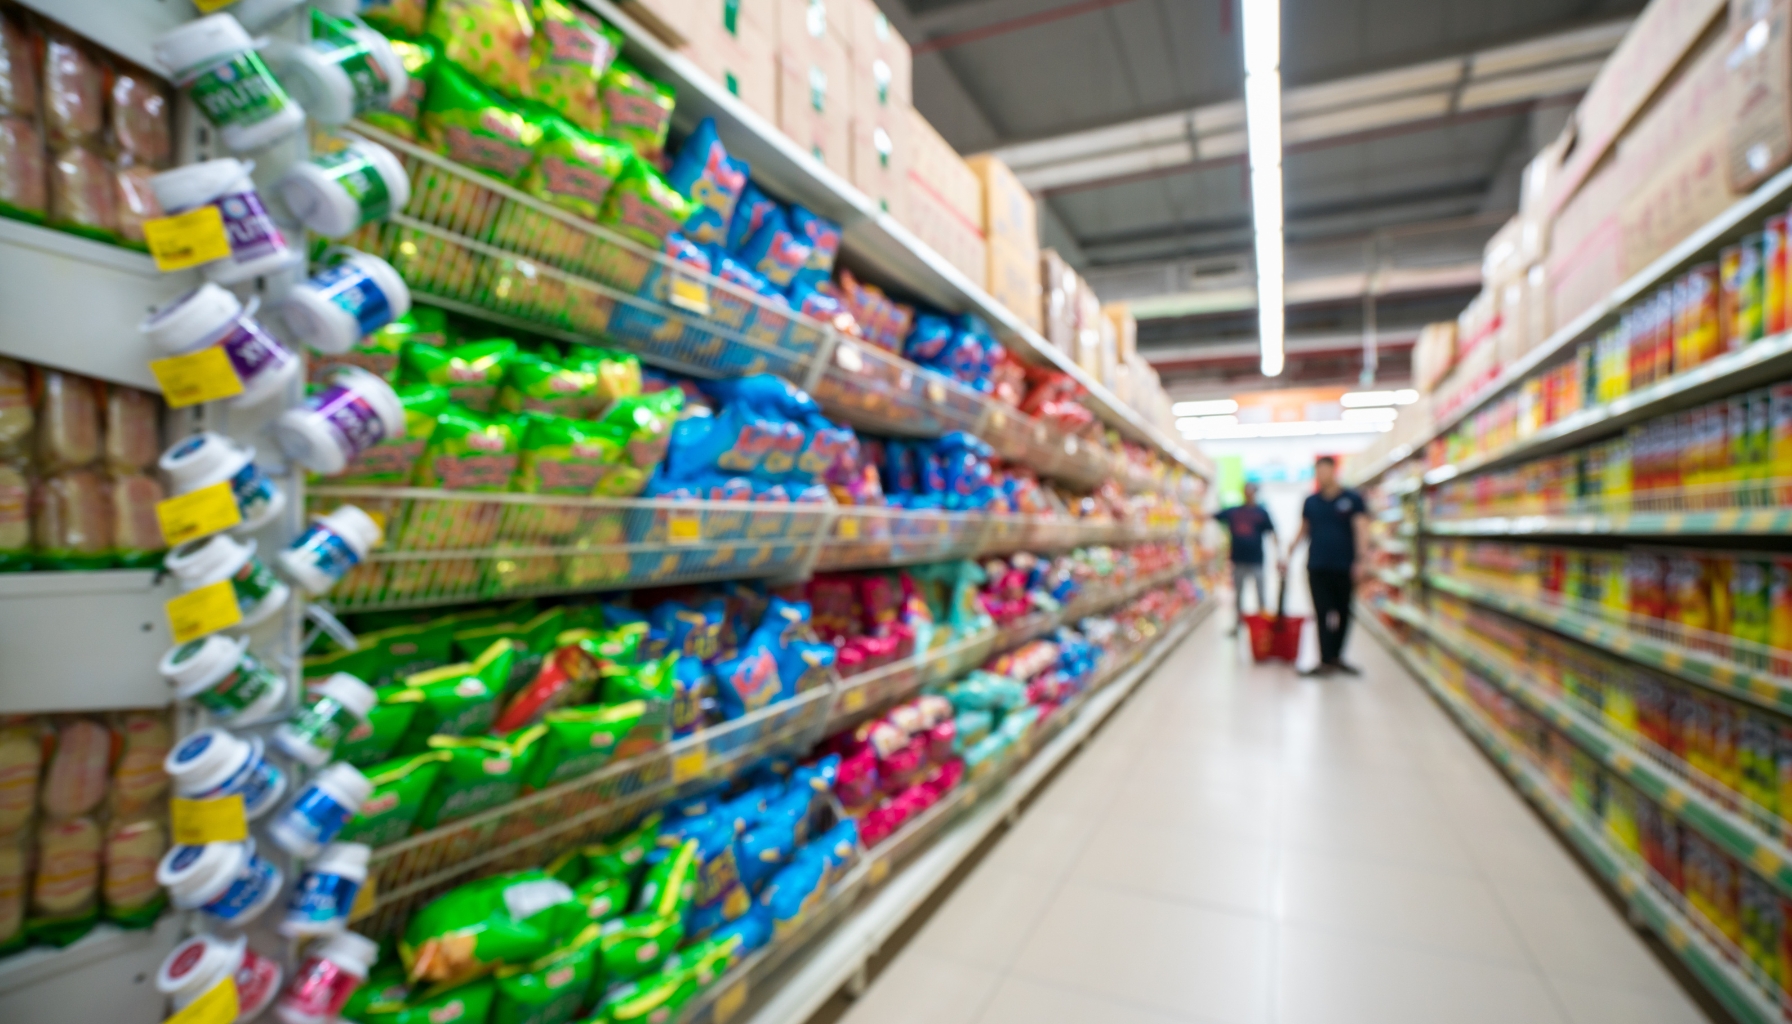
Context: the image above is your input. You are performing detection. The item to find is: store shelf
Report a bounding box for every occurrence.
[1424,572,1792,717]
[1387,601,1792,891]
[1428,507,1792,537]
[0,218,194,392]
[1379,537,1412,556]
[0,570,176,712]
[12,0,184,72]
[1360,607,1785,1024]
[576,0,1204,480]
[0,917,182,1024]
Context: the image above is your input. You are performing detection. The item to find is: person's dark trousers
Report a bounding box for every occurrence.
[1307,568,1354,665]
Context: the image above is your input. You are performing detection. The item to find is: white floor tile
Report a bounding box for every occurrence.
[1275,924,1569,1024]
[837,950,1004,1024]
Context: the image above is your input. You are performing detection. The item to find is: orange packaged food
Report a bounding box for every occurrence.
[39,717,111,819]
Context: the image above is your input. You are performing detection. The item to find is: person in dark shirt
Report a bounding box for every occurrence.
[1282,456,1370,676]
[1214,481,1276,634]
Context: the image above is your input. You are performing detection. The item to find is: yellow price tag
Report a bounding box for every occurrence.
[193,0,240,12]
[867,857,890,886]
[667,511,702,545]
[841,688,866,713]
[672,747,707,783]
[150,347,245,408]
[156,481,243,546]
[713,980,748,1023]
[1663,788,1688,813]
[143,206,232,272]
[837,516,860,540]
[989,410,1007,431]
[166,579,244,644]
[668,275,711,315]
[170,795,248,845]
[1751,846,1782,877]
[349,874,379,922]
[169,977,239,1024]
[925,380,946,404]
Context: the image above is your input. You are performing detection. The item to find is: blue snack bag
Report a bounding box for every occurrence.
[796,414,854,481]
[709,905,773,954]
[778,641,835,694]
[713,640,785,719]
[736,206,812,289]
[754,598,810,647]
[759,855,826,938]
[917,444,947,494]
[787,205,842,292]
[811,819,859,884]
[760,419,807,479]
[650,600,724,662]
[726,181,780,253]
[904,314,953,363]
[790,754,839,795]
[671,657,711,737]
[666,117,748,246]
[735,816,796,893]
[882,440,918,495]
[702,374,819,419]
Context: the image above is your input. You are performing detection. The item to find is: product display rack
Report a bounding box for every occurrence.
[1426,508,1792,537]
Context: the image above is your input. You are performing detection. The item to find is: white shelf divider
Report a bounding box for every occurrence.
[0,570,177,712]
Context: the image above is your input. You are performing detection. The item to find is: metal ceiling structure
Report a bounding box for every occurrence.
[875,0,1649,395]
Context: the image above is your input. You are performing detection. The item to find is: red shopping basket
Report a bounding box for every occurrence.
[1244,572,1303,662]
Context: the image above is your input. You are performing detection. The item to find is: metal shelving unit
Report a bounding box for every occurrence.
[1427,507,1792,537]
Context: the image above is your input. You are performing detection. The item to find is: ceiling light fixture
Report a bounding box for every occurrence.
[1339,389,1419,408]
[1241,0,1284,378]
[1171,399,1240,416]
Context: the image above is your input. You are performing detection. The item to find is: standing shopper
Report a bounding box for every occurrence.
[1215,481,1276,634]
[1282,456,1370,676]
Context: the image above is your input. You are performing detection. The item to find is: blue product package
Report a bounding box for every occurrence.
[903,314,953,363]
[716,787,776,835]
[796,414,854,481]
[736,206,812,289]
[881,440,917,494]
[790,754,839,794]
[956,312,994,342]
[735,817,796,893]
[778,641,835,694]
[726,182,780,254]
[787,205,841,291]
[937,330,984,383]
[759,855,826,937]
[709,905,773,953]
[760,419,807,478]
[713,640,785,719]
[660,413,719,480]
[917,445,946,494]
[811,819,859,884]
[637,233,712,308]
[650,600,724,662]
[666,117,748,246]
[760,786,817,844]
[788,282,849,330]
[686,815,747,913]
[755,598,810,647]
[671,658,711,737]
[701,374,819,419]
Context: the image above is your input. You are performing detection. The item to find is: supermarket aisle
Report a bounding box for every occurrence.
[832,610,1714,1024]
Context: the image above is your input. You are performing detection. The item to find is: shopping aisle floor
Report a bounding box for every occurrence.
[829,610,1715,1024]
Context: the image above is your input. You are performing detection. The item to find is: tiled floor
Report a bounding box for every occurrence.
[833,611,1715,1024]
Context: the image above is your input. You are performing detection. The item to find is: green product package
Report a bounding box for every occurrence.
[591,389,683,497]
[415,406,521,492]
[415,727,546,830]
[421,62,543,182]
[361,35,437,140]
[515,415,627,496]
[571,621,645,664]
[564,346,641,405]
[338,749,451,846]
[594,967,697,1024]
[359,616,464,684]
[600,654,675,705]
[634,840,698,920]
[520,117,630,221]
[662,934,744,988]
[527,0,623,134]
[498,350,598,418]
[545,848,586,886]
[491,935,599,1024]
[453,606,566,663]
[598,60,674,161]
[403,338,518,413]
[336,686,423,767]
[336,382,452,486]
[396,640,515,752]
[596,912,683,986]
[339,963,412,1023]
[584,814,661,883]
[401,870,580,985]
[359,0,429,36]
[384,979,496,1024]
[572,874,631,927]
[425,0,535,100]
[312,308,446,384]
[595,156,691,249]
[527,701,646,789]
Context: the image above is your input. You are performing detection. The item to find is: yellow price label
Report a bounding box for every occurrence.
[667,511,702,545]
[1663,788,1688,813]
[713,980,748,1023]
[169,977,239,1024]
[668,275,711,316]
[672,747,707,783]
[841,688,866,713]
[349,874,379,922]
[989,410,1007,431]
[143,205,232,272]
[867,857,890,886]
[150,347,245,408]
[156,481,243,546]
[837,516,860,540]
[193,0,240,12]
[925,380,946,404]
[170,795,248,845]
[166,579,244,644]
[1751,846,1782,877]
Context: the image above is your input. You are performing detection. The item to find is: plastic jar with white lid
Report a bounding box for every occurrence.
[275,929,379,1024]
[158,430,286,530]
[156,931,283,1019]
[273,672,377,767]
[282,249,410,354]
[143,285,301,408]
[274,366,405,475]
[278,842,369,938]
[279,505,383,595]
[269,762,373,858]
[153,14,305,152]
[164,533,291,628]
[159,633,288,723]
[280,136,410,238]
[150,160,298,284]
[265,13,407,126]
[157,839,285,925]
[164,727,287,819]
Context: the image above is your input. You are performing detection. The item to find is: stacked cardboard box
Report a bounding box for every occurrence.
[771,0,852,172]
[907,109,987,285]
[678,0,779,122]
[1041,249,1079,353]
[968,155,1041,329]
[847,0,911,221]
[1412,322,1458,395]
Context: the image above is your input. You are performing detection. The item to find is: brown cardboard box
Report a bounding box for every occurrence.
[966,155,1036,249]
[848,0,912,107]
[988,238,1042,329]
[1412,321,1458,394]
[1104,304,1137,362]
[1041,249,1078,353]
[851,110,910,222]
[1074,283,1104,378]
[1726,0,1792,190]
[907,108,982,229]
[681,0,778,123]
[618,0,691,47]
[905,174,985,285]
[776,0,853,171]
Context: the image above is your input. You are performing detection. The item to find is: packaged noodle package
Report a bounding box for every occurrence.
[360,35,437,140]
[400,870,581,985]
[414,728,545,830]
[519,117,629,221]
[414,406,521,491]
[525,701,646,790]
[421,63,543,183]
[403,338,518,413]
[565,346,641,405]
[514,415,627,495]
[498,350,598,418]
[528,0,624,134]
[337,749,450,846]
[596,156,691,249]
[426,0,535,100]
[599,59,674,161]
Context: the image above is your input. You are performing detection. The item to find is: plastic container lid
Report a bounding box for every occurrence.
[157,840,251,910]
[150,158,254,215]
[274,367,405,475]
[280,139,411,238]
[264,39,359,126]
[164,533,253,590]
[312,930,379,975]
[311,762,374,809]
[156,932,247,1006]
[152,14,253,82]
[318,505,383,559]
[310,842,371,881]
[159,431,249,494]
[311,672,378,722]
[158,633,249,699]
[164,727,253,796]
[141,284,242,354]
[281,252,412,355]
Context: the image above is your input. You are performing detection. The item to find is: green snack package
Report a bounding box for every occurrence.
[337,382,452,486]
[527,0,623,133]
[594,967,697,1024]
[339,962,412,1023]
[385,979,497,1024]
[397,640,514,751]
[453,605,566,663]
[401,871,576,985]
[312,309,425,384]
[546,848,585,886]
[572,874,630,926]
[361,34,437,140]
[359,0,429,36]
[415,406,521,491]
[572,621,645,664]
[564,346,641,405]
[403,338,518,412]
[662,934,744,988]
[421,62,543,180]
[336,686,424,767]
[426,0,535,100]
[598,60,674,161]
[584,814,661,883]
[520,116,630,221]
[596,156,691,248]
[600,654,675,705]
[596,913,683,986]
[634,840,698,919]
[527,701,646,789]
[339,750,451,846]
[303,643,381,689]
[515,415,627,496]
[498,350,598,418]
[416,727,546,830]
[491,935,599,1024]
[591,389,683,497]
[356,617,463,685]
